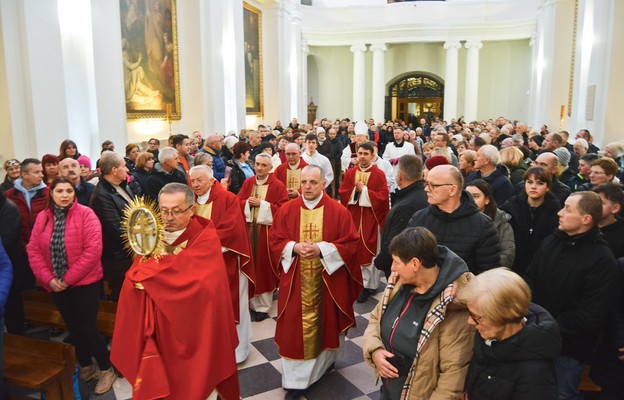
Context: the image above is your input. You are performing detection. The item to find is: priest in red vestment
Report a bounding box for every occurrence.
[237,153,288,321]
[111,183,239,400]
[270,165,363,399]
[190,165,255,363]
[339,142,389,303]
[273,143,308,200]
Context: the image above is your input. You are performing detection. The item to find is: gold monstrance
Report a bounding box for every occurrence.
[122,197,166,261]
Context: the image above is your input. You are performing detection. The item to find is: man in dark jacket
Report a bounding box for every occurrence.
[200,134,226,180]
[375,155,428,278]
[91,152,137,300]
[465,145,514,205]
[525,191,619,400]
[408,165,500,274]
[146,147,188,202]
[58,158,95,206]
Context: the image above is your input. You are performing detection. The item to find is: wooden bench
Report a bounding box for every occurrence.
[579,365,601,395]
[3,333,76,400]
[22,290,117,337]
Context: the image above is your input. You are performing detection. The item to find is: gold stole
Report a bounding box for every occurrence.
[195,202,213,220]
[354,169,371,186]
[248,184,269,259]
[286,168,301,190]
[299,206,324,359]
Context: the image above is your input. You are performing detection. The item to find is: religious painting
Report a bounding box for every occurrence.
[243,3,263,116]
[119,0,181,119]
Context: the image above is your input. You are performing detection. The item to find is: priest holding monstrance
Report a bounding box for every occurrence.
[110,183,239,400]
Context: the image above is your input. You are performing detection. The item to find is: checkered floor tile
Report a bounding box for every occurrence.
[14,286,386,400]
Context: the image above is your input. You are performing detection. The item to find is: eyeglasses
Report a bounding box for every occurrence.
[424,181,455,190]
[468,310,484,325]
[160,205,193,217]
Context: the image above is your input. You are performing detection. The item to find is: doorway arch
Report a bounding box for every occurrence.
[385,72,444,124]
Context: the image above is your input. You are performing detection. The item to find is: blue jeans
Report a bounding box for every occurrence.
[554,355,585,400]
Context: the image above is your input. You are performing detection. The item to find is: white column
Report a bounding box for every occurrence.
[463,40,483,122]
[351,44,367,122]
[443,41,461,122]
[370,42,387,124]
[300,41,310,123]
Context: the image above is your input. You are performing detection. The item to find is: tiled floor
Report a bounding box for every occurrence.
[15,287,385,400]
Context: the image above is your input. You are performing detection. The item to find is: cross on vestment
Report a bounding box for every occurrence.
[287,175,300,189]
[130,212,156,253]
[302,223,320,239]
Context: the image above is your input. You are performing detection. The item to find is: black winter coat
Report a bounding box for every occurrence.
[408,191,500,274]
[227,160,254,195]
[465,304,561,400]
[374,181,428,275]
[600,218,624,258]
[525,228,619,362]
[146,164,188,201]
[90,178,136,261]
[501,192,560,275]
[465,165,514,206]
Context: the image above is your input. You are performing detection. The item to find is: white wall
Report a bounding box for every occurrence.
[307,40,532,123]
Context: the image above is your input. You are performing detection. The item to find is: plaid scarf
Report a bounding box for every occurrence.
[380,271,459,400]
[50,205,69,280]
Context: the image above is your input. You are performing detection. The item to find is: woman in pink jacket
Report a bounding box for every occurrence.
[28,176,116,394]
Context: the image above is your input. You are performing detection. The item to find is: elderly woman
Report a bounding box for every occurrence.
[604,141,624,180]
[27,176,116,394]
[1,159,21,192]
[500,146,527,185]
[457,268,561,400]
[193,152,214,168]
[459,149,477,178]
[132,152,154,194]
[363,227,474,400]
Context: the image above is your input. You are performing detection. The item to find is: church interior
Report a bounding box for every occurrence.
[0,0,622,399]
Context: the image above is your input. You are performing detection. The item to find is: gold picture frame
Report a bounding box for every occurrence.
[243,2,263,117]
[119,0,181,120]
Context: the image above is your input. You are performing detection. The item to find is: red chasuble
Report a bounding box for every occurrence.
[111,216,240,400]
[237,174,288,295]
[338,164,389,267]
[197,182,255,323]
[270,193,363,359]
[273,158,308,193]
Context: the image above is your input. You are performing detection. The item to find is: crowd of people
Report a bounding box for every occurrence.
[0,115,623,399]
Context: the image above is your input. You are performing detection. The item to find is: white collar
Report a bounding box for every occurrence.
[303,194,323,209]
[289,161,301,170]
[256,176,268,185]
[196,188,212,205]
[164,228,186,245]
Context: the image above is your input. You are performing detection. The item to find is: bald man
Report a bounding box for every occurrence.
[273,143,309,199]
[408,165,500,274]
[58,157,95,206]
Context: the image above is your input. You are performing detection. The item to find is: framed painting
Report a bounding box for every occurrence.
[119,0,181,120]
[243,3,263,116]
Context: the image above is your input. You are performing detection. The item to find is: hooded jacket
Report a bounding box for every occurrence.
[464,304,561,400]
[4,178,49,247]
[408,191,500,274]
[364,246,475,400]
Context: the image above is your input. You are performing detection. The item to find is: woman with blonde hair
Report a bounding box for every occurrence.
[500,146,527,185]
[459,149,477,178]
[457,268,560,400]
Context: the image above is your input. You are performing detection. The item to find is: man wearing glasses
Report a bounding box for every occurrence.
[408,164,500,275]
[112,183,240,399]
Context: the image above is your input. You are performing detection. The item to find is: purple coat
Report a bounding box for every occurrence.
[28,201,103,290]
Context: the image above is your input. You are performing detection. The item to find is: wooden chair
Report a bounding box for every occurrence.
[3,334,76,400]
